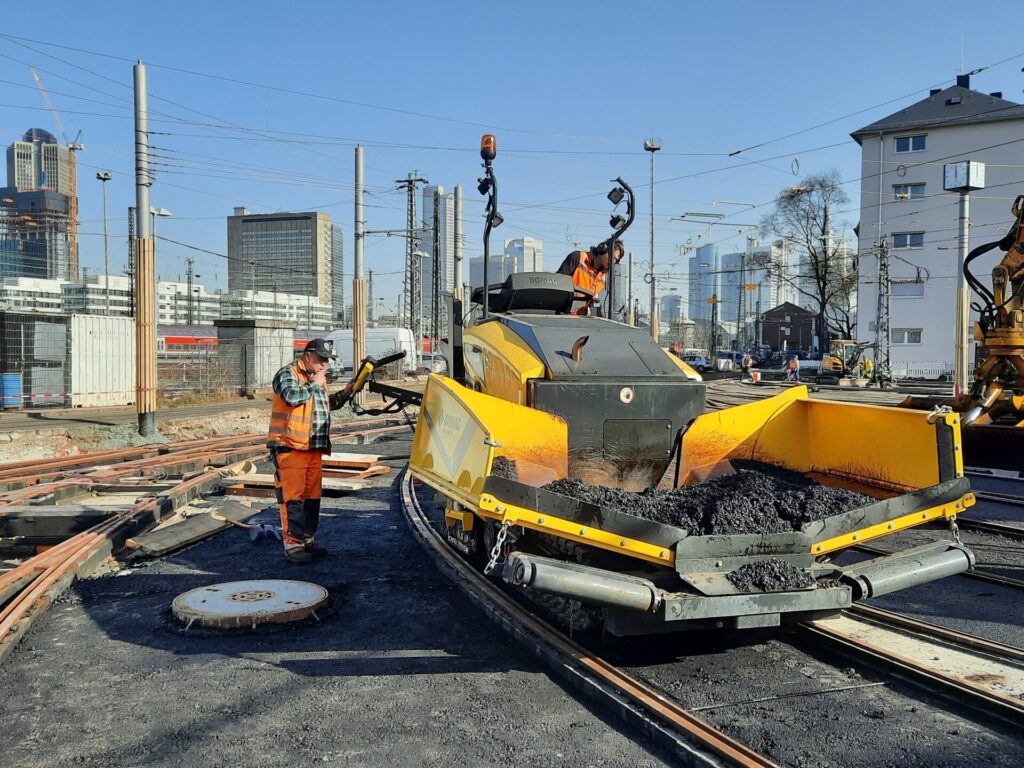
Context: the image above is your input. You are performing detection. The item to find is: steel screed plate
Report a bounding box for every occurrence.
[171,579,329,628]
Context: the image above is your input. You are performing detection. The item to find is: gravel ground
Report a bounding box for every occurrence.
[0,440,670,768]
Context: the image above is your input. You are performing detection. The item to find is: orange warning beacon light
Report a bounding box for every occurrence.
[480,133,497,162]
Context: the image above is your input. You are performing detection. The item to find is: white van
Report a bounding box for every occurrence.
[322,327,417,375]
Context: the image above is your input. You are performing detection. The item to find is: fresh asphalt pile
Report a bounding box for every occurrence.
[726,558,814,592]
[490,455,519,480]
[543,460,874,535]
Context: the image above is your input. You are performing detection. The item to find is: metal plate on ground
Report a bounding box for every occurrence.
[171,579,329,628]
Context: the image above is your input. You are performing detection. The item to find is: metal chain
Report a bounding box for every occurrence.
[949,516,962,545]
[483,520,512,576]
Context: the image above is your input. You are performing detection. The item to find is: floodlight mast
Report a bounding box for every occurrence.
[478,134,501,319]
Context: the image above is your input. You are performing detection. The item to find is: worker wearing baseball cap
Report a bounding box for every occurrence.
[267,338,354,563]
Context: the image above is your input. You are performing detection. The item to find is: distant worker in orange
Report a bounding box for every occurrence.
[556,241,625,316]
[267,339,354,564]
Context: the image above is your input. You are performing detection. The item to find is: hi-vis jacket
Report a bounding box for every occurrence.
[556,250,605,315]
[267,360,332,452]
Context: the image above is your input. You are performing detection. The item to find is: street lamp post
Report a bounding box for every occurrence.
[643,139,661,339]
[96,171,112,315]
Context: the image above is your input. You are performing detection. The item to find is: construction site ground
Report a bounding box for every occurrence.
[1,380,1021,767]
[0,437,672,768]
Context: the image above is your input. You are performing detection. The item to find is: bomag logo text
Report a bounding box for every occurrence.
[529,276,557,285]
[440,413,463,432]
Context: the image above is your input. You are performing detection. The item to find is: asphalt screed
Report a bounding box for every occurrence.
[542,460,875,536]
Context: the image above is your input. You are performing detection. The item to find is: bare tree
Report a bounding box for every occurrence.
[760,171,856,351]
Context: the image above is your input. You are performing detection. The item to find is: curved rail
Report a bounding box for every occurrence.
[399,470,779,768]
[802,608,1024,726]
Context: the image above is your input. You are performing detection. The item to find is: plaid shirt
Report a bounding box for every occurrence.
[272,361,332,453]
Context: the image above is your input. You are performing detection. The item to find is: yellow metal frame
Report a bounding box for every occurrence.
[462,321,547,404]
[414,380,975,569]
[812,493,975,554]
[477,494,675,567]
[678,386,965,492]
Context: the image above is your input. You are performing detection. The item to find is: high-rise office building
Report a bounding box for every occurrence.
[6,129,72,194]
[330,223,345,327]
[1,129,76,281]
[504,236,544,272]
[0,189,72,280]
[227,208,334,310]
[420,185,458,313]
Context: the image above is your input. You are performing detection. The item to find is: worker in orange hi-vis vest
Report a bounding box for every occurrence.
[556,241,625,316]
[267,338,354,563]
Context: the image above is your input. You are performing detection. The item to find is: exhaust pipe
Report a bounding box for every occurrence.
[503,553,661,612]
[842,541,975,599]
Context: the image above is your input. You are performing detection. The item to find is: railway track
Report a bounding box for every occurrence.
[400,470,781,768]
[802,604,1024,726]
[402,469,1024,766]
[0,418,411,666]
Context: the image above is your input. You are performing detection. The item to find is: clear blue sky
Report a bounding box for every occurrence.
[0,1,1015,313]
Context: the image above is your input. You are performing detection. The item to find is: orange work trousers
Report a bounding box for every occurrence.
[272,449,323,547]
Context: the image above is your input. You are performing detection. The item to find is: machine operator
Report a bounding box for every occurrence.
[556,241,625,316]
[267,338,354,564]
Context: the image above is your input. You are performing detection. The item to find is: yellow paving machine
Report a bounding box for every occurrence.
[364,136,977,635]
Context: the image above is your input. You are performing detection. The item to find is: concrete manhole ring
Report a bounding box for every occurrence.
[172,579,329,629]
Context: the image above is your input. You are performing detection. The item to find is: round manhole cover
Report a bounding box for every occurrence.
[172,579,329,629]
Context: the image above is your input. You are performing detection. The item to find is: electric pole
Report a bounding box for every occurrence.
[874,238,891,385]
[96,171,112,315]
[432,187,441,346]
[353,145,366,404]
[133,61,156,437]
[395,172,429,333]
[644,138,661,339]
[627,252,634,325]
[185,256,195,325]
[453,184,464,300]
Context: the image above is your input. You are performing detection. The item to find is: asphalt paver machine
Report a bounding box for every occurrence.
[376,136,978,636]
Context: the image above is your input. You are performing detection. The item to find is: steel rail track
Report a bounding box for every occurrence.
[848,603,1024,663]
[800,612,1024,727]
[958,517,1024,541]
[0,420,412,668]
[399,470,779,768]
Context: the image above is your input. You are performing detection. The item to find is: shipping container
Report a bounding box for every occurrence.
[69,315,136,407]
[215,320,296,394]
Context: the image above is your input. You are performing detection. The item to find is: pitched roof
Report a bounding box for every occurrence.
[851,84,1024,143]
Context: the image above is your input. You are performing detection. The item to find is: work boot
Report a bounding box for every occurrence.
[284,546,314,564]
[303,539,328,557]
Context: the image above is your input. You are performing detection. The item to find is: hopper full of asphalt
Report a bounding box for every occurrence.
[542,460,875,536]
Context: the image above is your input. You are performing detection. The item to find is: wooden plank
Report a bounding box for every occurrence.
[322,465,391,480]
[126,502,262,557]
[225,485,276,498]
[231,473,370,493]
[322,452,381,470]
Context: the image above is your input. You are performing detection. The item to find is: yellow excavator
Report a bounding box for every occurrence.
[899,196,1024,470]
[353,136,976,636]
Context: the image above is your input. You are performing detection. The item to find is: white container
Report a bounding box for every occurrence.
[69,315,136,407]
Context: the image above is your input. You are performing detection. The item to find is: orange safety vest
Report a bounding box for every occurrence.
[267,361,315,450]
[570,251,605,316]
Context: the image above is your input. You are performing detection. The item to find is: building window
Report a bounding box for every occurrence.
[892,232,924,249]
[891,328,923,344]
[892,282,925,297]
[893,183,925,201]
[894,134,926,153]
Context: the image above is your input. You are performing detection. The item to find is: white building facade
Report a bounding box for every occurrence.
[852,76,1024,375]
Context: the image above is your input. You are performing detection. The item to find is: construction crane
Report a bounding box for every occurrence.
[29,66,85,280]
